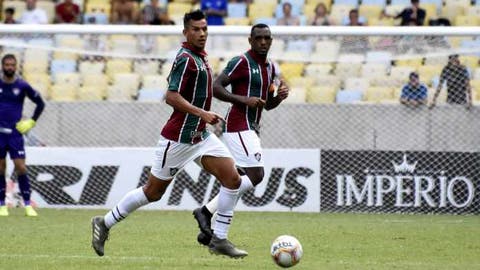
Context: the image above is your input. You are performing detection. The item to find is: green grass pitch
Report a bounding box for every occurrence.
[0,209,479,270]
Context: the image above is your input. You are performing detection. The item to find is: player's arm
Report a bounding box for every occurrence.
[165,91,223,124]
[429,68,445,109]
[265,80,289,111]
[16,86,46,134]
[213,73,265,108]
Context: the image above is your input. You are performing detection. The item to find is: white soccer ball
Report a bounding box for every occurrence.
[270,235,303,268]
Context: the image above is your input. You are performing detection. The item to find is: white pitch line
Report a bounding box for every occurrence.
[0,253,158,261]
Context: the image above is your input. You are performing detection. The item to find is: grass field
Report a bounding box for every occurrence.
[0,208,479,270]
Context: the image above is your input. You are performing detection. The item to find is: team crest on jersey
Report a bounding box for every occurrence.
[254,152,262,162]
[12,88,20,96]
[170,168,179,176]
[0,88,2,93]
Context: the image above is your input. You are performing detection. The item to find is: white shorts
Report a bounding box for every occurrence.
[222,130,263,168]
[150,134,233,180]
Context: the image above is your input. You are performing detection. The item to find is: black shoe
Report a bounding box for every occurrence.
[208,235,248,259]
[197,231,211,246]
[91,216,109,256]
[193,207,213,243]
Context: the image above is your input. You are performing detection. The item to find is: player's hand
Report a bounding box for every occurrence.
[244,97,266,108]
[276,80,289,100]
[16,119,36,134]
[466,102,472,111]
[199,110,225,125]
[428,102,436,110]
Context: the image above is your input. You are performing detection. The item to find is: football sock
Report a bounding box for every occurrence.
[205,175,253,214]
[213,186,239,239]
[0,174,5,206]
[104,187,149,229]
[17,174,31,206]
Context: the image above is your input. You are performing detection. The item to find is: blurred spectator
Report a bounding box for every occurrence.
[112,0,138,24]
[200,0,227,25]
[400,72,428,107]
[277,2,300,26]
[381,0,426,26]
[141,0,173,25]
[55,0,80,23]
[345,9,365,26]
[19,0,48,24]
[3,7,17,24]
[310,3,334,26]
[430,54,472,109]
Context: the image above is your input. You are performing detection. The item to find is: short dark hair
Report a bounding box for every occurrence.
[411,0,420,3]
[250,23,270,37]
[448,54,459,60]
[2,54,16,65]
[409,72,419,79]
[183,9,206,28]
[5,7,15,14]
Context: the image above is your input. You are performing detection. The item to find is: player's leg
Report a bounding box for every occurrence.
[91,137,180,256]
[0,157,7,216]
[201,155,248,258]
[194,131,264,245]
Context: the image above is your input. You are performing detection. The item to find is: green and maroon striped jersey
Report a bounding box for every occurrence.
[223,50,276,132]
[161,42,213,144]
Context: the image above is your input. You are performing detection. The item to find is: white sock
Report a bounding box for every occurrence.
[213,186,239,239]
[104,187,149,229]
[206,175,253,214]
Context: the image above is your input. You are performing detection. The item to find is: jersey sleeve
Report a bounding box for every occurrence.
[400,85,409,99]
[24,82,45,121]
[168,55,191,92]
[222,56,244,83]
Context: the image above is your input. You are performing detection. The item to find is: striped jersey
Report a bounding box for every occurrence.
[223,50,276,133]
[161,42,213,144]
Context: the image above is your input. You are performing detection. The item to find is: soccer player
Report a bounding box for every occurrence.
[0,54,45,217]
[91,10,248,259]
[193,23,289,245]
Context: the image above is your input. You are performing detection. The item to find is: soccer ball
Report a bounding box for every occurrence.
[270,235,303,268]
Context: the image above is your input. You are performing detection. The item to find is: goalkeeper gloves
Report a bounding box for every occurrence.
[16,119,36,134]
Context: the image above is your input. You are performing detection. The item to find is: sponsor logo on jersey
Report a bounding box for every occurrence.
[13,88,20,96]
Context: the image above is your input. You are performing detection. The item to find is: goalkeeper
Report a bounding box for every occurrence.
[0,54,45,217]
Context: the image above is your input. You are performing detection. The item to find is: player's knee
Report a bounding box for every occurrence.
[143,187,163,202]
[14,166,27,175]
[248,168,265,186]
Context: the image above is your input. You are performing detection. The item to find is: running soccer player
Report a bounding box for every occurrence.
[0,54,45,217]
[193,23,289,245]
[91,10,248,259]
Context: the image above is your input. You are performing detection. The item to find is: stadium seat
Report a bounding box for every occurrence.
[424,55,448,66]
[24,73,51,99]
[37,0,55,23]
[335,63,362,79]
[134,60,160,75]
[307,86,337,104]
[113,73,141,96]
[313,40,340,62]
[142,75,168,90]
[107,84,133,102]
[330,4,356,23]
[106,59,132,81]
[473,68,480,80]
[227,2,248,18]
[283,87,306,103]
[253,17,278,26]
[394,57,423,69]
[24,49,49,66]
[361,63,389,78]
[314,75,342,89]
[110,35,138,54]
[137,89,165,102]
[336,89,363,103]
[417,65,443,86]
[359,4,384,22]
[83,13,109,24]
[364,86,394,103]
[344,77,370,92]
[466,6,480,17]
[304,63,333,76]
[362,0,387,7]
[50,84,77,102]
[390,66,417,84]
[287,77,315,88]
[54,73,81,87]
[51,60,77,75]
[224,17,250,25]
[441,5,465,23]
[390,0,411,6]
[167,2,193,18]
[279,62,305,81]
[79,61,105,75]
[78,86,104,101]
[23,62,49,74]
[275,2,302,19]
[248,3,277,22]
[3,0,25,21]
[82,74,109,90]
[459,55,479,70]
[335,0,359,7]
[85,2,111,14]
[365,51,392,67]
